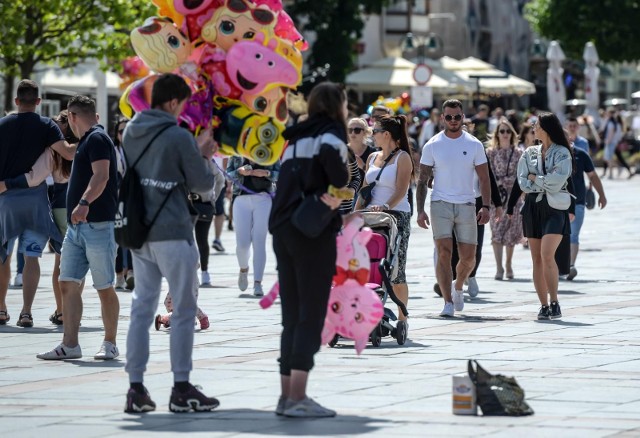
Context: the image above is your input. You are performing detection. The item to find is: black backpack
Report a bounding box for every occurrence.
[115,126,173,249]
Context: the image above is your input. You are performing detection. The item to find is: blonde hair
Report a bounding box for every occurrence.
[347,117,372,135]
[488,117,518,149]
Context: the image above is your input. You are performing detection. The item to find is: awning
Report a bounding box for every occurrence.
[38,62,122,96]
[440,56,536,95]
[345,57,469,94]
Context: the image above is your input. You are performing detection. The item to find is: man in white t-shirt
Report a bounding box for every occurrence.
[416,99,490,317]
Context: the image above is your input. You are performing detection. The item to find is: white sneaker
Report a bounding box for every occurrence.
[452,281,465,311]
[238,270,249,291]
[13,273,22,287]
[115,275,126,291]
[37,343,82,360]
[440,302,454,317]
[467,277,479,298]
[283,397,336,418]
[200,271,211,286]
[94,341,120,360]
[253,283,264,297]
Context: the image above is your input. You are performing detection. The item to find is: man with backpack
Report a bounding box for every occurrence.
[120,73,219,413]
[37,95,120,360]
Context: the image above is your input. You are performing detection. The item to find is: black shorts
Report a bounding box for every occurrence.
[522,193,570,239]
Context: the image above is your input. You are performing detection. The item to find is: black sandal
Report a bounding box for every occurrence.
[49,311,63,325]
[0,310,9,325]
[16,312,33,328]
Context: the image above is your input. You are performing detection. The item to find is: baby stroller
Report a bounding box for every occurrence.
[328,211,409,348]
[360,211,409,346]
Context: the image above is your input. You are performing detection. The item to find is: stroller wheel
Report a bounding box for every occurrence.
[370,324,383,347]
[154,315,162,331]
[396,320,408,345]
[328,334,340,348]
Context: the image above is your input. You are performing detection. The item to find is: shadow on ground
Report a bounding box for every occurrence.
[120,409,389,435]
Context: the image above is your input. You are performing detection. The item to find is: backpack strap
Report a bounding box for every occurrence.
[124,124,173,170]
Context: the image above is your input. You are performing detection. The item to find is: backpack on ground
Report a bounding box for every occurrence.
[115,125,172,249]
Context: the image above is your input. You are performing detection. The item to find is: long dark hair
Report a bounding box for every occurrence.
[112,116,129,147]
[52,110,75,179]
[379,114,415,177]
[537,112,575,172]
[306,82,346,130]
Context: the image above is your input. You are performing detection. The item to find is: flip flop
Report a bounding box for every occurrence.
[0,310,9,325]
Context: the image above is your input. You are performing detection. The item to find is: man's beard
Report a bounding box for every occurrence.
[446,125,462,133]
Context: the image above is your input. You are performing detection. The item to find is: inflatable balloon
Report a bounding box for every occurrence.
[334,215,372,286]
[131,16,193,73]
[321,280,384,355]
[241,85,288,121]
[119,56,150,90]
[213,99,285,165]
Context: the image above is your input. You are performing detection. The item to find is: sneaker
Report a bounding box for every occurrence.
[198,315,210,330]
[125,387,156,413]
[37,343,82,360]
[275,396,292,416]
[94,341,120,360]
[238,270,249,291]
[467,277,479,298]
[283,397,336,418]
[115,275,126,291]
[566,266,578,281]
[253,282,264,297]
[13,273,22,287]
[126,273,135,291]
[452,281,464,311]
[200,271,211,286]
[169,383,220,412]
[433,282,442,297]
[550,301,562,319]
[212,239,225,252]
[537,305,551,320]
[440,302,454,317]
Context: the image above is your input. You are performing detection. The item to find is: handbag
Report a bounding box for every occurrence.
[358,148,399,208]
[468,360,534,416]
[290,142,336,238]
[585,187,596,210]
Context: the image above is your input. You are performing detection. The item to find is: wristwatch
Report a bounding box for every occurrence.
[79,198,90,207]
[482,205,490,210]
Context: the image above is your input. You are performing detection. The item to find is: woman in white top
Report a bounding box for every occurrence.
[356,114,414,340]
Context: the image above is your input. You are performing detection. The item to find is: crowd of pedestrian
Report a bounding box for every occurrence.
[0,77,615,417]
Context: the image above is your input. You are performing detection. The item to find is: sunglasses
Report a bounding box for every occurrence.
[499,129,510,134]
[372,128,386,134]
[348,127,364,134]
[228,0,275,25]
[444,114,463,122]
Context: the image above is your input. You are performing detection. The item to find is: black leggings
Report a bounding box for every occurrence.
[451,197,484,279]
[272,221,336,375]
[195,219,213,271]
[115,246,132,273]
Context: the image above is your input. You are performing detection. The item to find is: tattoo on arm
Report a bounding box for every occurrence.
[416,164,433,212]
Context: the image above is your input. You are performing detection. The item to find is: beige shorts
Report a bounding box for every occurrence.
[430,200,477,244]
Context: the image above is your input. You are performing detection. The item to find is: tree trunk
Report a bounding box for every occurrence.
[3,74,15,114]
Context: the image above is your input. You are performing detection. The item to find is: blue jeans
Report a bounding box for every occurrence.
[570,204,586,244]
[6,229,49,258]
[59,221,116,290]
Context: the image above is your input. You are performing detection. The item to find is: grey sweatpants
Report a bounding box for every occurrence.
[125,240,199,383]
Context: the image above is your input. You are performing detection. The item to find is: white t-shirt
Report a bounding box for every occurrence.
[420,130,487,204]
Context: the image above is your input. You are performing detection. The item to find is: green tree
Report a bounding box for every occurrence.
[288,0,390,87]
[0,0,155,110]
[525,0,640,62]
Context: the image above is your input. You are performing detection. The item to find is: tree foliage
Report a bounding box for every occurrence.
[0,0,155,78]
[288,0,390,87]
[525,0,640,63]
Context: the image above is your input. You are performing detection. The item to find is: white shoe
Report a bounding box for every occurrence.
[94,341,119,360]
[13,273,22,287]
[452,281,464,311]
[115,275,126,291]
[253,283,264,297]
[238,270,249,291]
[37,343,82,360]
[200,271,211,286]
[467,277,479,298]
[440,302,454,317]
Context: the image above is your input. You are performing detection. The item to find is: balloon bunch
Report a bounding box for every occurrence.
[368,93,411,116]
[119,0,307,165]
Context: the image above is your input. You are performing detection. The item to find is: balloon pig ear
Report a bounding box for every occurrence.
[354,339,367,355]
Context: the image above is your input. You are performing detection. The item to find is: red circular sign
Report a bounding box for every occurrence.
[413,64,433,85]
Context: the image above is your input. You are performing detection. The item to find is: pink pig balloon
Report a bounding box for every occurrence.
[321,279,384,355]
[334,215,372,286]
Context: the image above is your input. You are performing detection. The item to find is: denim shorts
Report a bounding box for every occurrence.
[570,204,586,244]
[430,200,478,244]
[6,229,49,257]
[59,221,116,290]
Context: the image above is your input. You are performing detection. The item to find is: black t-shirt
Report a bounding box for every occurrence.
[240,160,272,195]
[0,112,64,180]
[66,125,118,223]
[571,147,595,205]
[471,116,489,142]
